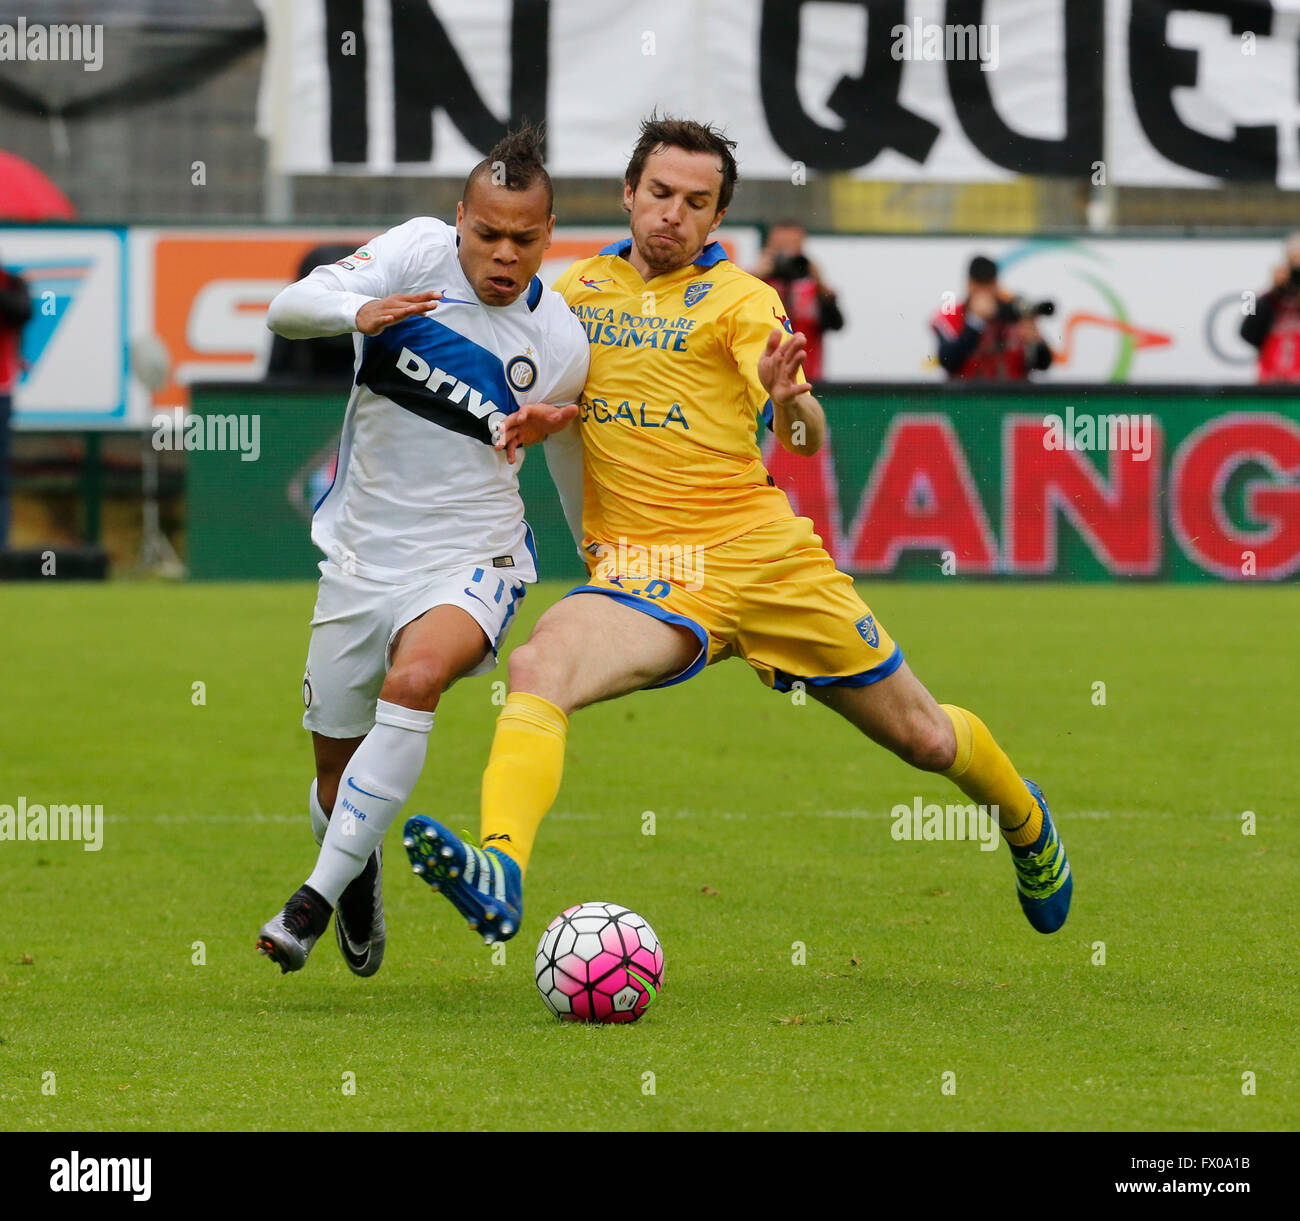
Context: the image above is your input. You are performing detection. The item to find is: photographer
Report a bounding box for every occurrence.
[932,255,1052,381]
[1240,234,1300,383]
[754,221,843,381]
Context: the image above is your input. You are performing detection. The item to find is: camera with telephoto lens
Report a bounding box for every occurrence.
[996,295,1056,324]
[770,253,811,282]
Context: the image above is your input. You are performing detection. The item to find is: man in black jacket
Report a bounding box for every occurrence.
[0,252,33,546]
[1240,234,1300,383]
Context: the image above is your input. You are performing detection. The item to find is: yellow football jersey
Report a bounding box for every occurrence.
[552,239,800,550]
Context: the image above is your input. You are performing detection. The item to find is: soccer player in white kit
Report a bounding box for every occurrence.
[256,127,589,975]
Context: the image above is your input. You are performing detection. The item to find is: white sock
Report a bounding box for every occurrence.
[309,777,329,846]
[304,700,434,906]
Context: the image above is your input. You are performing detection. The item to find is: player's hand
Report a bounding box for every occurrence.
[494,402,579,464]
[355,292,441,335]
[758,329,813,409]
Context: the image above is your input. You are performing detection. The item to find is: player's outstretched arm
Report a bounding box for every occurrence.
[540,413,585,546]
[760,329,825,456]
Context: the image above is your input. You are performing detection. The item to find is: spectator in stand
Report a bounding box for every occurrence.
[754,220,843,382]
[932,254,1052,381]
[1241,233,1300,383]
[0,250,33,546]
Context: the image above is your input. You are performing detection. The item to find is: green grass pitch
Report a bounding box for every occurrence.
[1,579,1295,1131]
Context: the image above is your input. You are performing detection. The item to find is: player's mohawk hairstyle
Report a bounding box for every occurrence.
[625,112,739,213]
[464,120,554,214]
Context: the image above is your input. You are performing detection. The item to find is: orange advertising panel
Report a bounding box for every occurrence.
[147,230,369,409]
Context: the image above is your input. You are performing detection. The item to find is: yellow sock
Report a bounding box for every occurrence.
[939,705,1043,849]
[480,692,568,876]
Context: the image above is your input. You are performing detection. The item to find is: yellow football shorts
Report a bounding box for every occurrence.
[570,516,902,691]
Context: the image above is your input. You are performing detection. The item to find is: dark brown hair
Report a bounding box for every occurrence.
[624,113,738,213]
[464,121,553,214]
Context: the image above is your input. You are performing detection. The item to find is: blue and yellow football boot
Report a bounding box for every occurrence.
[1011,779,1072,933]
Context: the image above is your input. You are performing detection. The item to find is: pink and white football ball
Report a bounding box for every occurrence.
[535,902,664,1023]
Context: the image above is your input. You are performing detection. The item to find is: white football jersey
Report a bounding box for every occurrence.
[276,217,589,583]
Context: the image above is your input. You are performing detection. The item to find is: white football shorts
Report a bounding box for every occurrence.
[302,558,529,738]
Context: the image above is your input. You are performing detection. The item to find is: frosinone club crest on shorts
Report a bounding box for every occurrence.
[855,614,879,647]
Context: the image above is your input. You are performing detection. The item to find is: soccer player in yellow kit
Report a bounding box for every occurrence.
[402,116,1071,943]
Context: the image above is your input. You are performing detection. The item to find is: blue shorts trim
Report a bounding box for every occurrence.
[771,643,905,693]
[564,584,710,689]
[493,582,526,652]
[522,522,539,573]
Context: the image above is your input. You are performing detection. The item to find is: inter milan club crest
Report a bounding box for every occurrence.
[684,281,714,308]
[506,355,538,392]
